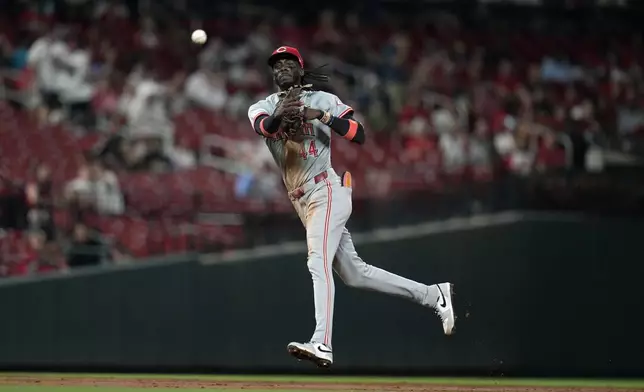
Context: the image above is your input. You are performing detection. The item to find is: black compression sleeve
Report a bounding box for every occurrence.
[325,114,365,144]
[253,114,282,136]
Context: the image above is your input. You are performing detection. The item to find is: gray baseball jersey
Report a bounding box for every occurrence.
[247,90,442,350]
[247,90,353,191]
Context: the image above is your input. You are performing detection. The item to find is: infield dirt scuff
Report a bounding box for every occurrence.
[0,376,640,392]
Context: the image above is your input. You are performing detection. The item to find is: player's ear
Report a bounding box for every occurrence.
[299,68,304,77]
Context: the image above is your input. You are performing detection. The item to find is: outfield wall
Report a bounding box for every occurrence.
[0,217,642,377]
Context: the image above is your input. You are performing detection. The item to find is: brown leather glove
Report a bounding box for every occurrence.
[278,86,305,138]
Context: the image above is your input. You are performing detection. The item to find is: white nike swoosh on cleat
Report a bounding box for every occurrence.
[316,344,332,353]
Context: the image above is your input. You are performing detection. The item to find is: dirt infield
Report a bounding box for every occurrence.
[0,376,641,392]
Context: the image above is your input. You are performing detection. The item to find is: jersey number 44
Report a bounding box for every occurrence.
[299,140,319,160]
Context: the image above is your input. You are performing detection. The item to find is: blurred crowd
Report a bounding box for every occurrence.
[0,0,643,277]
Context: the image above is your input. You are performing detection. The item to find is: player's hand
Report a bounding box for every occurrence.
[274,97,302,120]
[274,87,304,120]
[303,107,323,121]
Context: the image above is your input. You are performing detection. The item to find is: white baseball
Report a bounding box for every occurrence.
[191,29,207,44]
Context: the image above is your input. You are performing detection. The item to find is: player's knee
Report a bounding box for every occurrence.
[306,252,325,273]
[342,273,364,288]
[341,265,369,288]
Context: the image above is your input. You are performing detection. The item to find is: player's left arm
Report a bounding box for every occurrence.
[304,96,365,145]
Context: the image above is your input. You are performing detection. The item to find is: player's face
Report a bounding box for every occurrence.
[273,58,301,89]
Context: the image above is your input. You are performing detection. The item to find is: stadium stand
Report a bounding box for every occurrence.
[0,0,642,276]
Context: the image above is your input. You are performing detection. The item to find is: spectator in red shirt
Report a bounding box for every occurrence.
[399,93,436,162]
[535,132,567,172]
[496,60,520,94]
[9,229,46,277]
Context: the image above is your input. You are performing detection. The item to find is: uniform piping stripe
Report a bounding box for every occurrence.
[337,107,354,119]
[259,117,272,137]
[322,178,333,346]
[251,112,269,126]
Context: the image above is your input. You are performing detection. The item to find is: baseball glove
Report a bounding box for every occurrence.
[278,86,305,138]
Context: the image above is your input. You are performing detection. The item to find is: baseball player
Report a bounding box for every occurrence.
[247,46,455,368]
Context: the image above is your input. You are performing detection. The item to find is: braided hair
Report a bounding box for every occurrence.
[276,64,331,98]
[295,64,329,93]
[302,64,330,86]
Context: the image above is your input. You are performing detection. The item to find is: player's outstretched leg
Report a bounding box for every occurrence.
[287,181,351,368]
[333,227,455,335]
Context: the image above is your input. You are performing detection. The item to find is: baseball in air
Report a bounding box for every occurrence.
[191,29,207,44]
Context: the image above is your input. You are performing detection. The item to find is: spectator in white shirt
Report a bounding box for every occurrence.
[439,129,468,172]
[234,140,280,200]
[136,16,160,49]
[54,36,95,130]
[27,28,69,125]
[65,157,124,215]
[432,106,457,135]
[184,65,227,112]
[118,65,175,156]
[498,124,536,176]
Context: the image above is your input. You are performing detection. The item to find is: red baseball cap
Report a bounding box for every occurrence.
[267,46,304,69]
